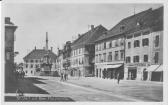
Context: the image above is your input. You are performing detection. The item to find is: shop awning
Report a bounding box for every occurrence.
[104,64,122,69]
[69,68,77,71]
[146,65,160,72]
[154,65,163,72]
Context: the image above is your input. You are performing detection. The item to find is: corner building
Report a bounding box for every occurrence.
[70,25,107,77]
[124,7,163,81]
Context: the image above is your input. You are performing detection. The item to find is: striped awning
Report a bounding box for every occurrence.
[154,65,163,72]
[104,64,122,69]
[146,65,160,72]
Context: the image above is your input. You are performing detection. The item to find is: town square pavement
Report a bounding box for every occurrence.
[5,76,163,102]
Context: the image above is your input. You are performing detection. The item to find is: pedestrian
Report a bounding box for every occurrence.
[16,71,19,80]
[78,70,81,80]
[117,73,120,84]
[60,73,63,81]
[64,73,66,81]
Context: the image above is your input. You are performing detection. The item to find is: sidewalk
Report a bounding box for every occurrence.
[5,77,49,95]
[65,77,163,101]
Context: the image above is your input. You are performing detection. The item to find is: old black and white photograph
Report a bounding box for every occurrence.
[2,0,168,104]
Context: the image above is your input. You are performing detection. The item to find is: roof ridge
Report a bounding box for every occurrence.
[72,25,102,46]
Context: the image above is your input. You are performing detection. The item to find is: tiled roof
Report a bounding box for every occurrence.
[96,6,163,42]
[71,25,107,49]
[23,49,57,61]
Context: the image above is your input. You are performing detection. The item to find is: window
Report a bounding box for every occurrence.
[120,25,125,32]
[35,60,38,63]
[128,42,131,49]
[134,40,140,47]
[108,52,112,62]
[115,40,119,47]
[26,64,28,68]
[133,56,139,63]
[115,51,119,61]
[31,71,33,74]
[154,52,159,63]
[25,60,28,63]
[126,56,131,63]
[103,53,106,62]
[120,39,124,46]
[103,42,106,49]
[30,64,33,68]
[99,54,102,62]
[82,57,84,64]
[134,33,141,37]
[26,71,27,73]
[95,45,98,51]
[120,50,124,60]
[109,42,112,48]
[142,38,149,46]
[142,30,150,35]
[144,55,148,62]
[127,35,133,39]
[35,64,39,68]
[155,35,159,47]
[30,60,34,63]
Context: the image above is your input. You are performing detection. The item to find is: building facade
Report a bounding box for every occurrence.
[125,7,163,81]
[5,17,17,83]
[95,34,125,79]
[23,33,57,76]
[70,25,107,77]
[94,7,163,82]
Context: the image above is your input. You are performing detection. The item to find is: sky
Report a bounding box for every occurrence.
[3,2,163,63]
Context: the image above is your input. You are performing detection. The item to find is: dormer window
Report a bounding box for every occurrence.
[120,25,125,32]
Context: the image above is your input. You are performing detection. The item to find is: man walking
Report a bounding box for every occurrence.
[117,73,120,84]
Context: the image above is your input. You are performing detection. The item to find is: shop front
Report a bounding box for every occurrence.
[127,67,137,80]
[146,65,163,82]
[102,64,124,79]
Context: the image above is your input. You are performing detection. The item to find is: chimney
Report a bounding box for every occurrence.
[91,25,94,30]
[51,47,53,52]
[34,46,36,50]
[78,34,81,38]
[5,17,10,23]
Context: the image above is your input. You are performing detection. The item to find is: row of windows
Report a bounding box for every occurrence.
[127,36,160,49]
[126,52,159,63]
[95,50,124,63]
[126,30,150,39]
[127,38,149,48]
[25,59,41,63]
[126,55,148,63]
[72,48,84,56]
[25,64,40,68]
[95,39,124,51]
[71,57,84,65]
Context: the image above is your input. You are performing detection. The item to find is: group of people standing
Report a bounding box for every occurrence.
[60,72,68,81]
[14,68,25,80]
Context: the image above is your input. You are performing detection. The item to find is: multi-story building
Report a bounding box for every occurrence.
[62,41,71,75]
[56,48,64,75]
[70,25,107,77]
[95,33,125,79]
[5,17,17,83]
[125,7,163,81]
[23,33,57,76]
[94,7,163,82]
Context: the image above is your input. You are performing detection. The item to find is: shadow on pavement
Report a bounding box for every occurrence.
[5,96,75,102]
[5,77,49,94]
